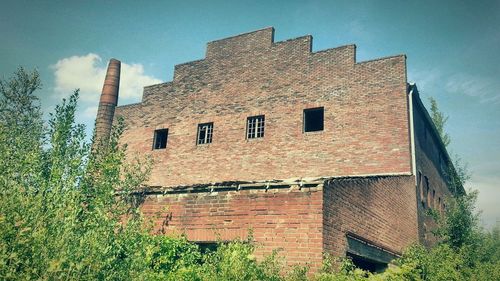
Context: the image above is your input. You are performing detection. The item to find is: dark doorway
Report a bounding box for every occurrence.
[347,252,388,273]
[345,234,396,273]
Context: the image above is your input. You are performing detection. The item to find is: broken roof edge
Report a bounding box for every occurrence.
[120,172,413,195]
[408,83,466,196]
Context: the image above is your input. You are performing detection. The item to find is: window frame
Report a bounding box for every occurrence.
[152,128,168,150]
[246,115,265,139]
[197,122,214,145]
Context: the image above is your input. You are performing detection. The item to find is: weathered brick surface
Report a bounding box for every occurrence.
[323,176,418,257]
[412,93,454,246]
[104,28,459,271]
[139,175,419,270]
[141,186,324,270]
[115,27,411,187]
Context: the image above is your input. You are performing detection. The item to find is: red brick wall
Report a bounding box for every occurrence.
[115,27,411,187]
[138,175,420,270]
[323,176,419,257]
[141,185,324,270]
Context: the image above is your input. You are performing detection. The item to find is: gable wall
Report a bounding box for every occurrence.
[116,27,411,189]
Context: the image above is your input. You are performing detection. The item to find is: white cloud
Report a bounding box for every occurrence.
[409,69,500,105]
[445,73,500,104]
[50,53,162,136]
[120,63,162,101]
[52,53,162,104]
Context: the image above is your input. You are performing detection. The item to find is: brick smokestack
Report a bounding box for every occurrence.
[94,58,121,148]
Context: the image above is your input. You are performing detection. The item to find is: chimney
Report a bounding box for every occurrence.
[93,58,121,148]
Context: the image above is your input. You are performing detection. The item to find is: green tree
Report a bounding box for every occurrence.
[428,96,470,190]
[428,97,450,148]
[0,68,201,280]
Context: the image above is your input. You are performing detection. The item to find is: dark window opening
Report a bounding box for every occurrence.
[197,122,213,145]
[347,252,388,273]
[195,242,219,254]
[304,107,324,132]
[247,115,265,139]
[424,177,430,195]
[418,171,424,205]
[432,190,436,208]
[426,177,432,208]
[153,129,168,149]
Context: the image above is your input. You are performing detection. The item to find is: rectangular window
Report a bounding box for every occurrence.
[432,189,436,209]
[425,176,431,208]
[153,129,168,149]
[418,171,424,204]
[422,176,429,209]
[197,122,213,145]
[246,115,265,139]
[304,107,324,132]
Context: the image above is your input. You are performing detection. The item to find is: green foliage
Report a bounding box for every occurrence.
[0,68,171,280]
[427,96,470,193]
[450,155,471,189]
[433,191,480,249]
[314,257,372,281]
[140,235,202,280]
[307,226,500,281]
[1,69,127,279]
[428,97,450,148]
[197,240,275,280]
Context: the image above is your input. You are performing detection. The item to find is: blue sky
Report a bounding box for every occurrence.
[1,0,499,228]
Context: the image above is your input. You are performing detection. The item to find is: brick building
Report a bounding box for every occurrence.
[94,27,463,271]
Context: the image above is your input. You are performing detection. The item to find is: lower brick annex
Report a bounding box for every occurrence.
[94,27,462,271]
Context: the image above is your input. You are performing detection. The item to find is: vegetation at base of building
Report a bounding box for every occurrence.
[1,69,498,280]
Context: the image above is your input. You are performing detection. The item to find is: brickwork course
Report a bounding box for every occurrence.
[96,27,462,271]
